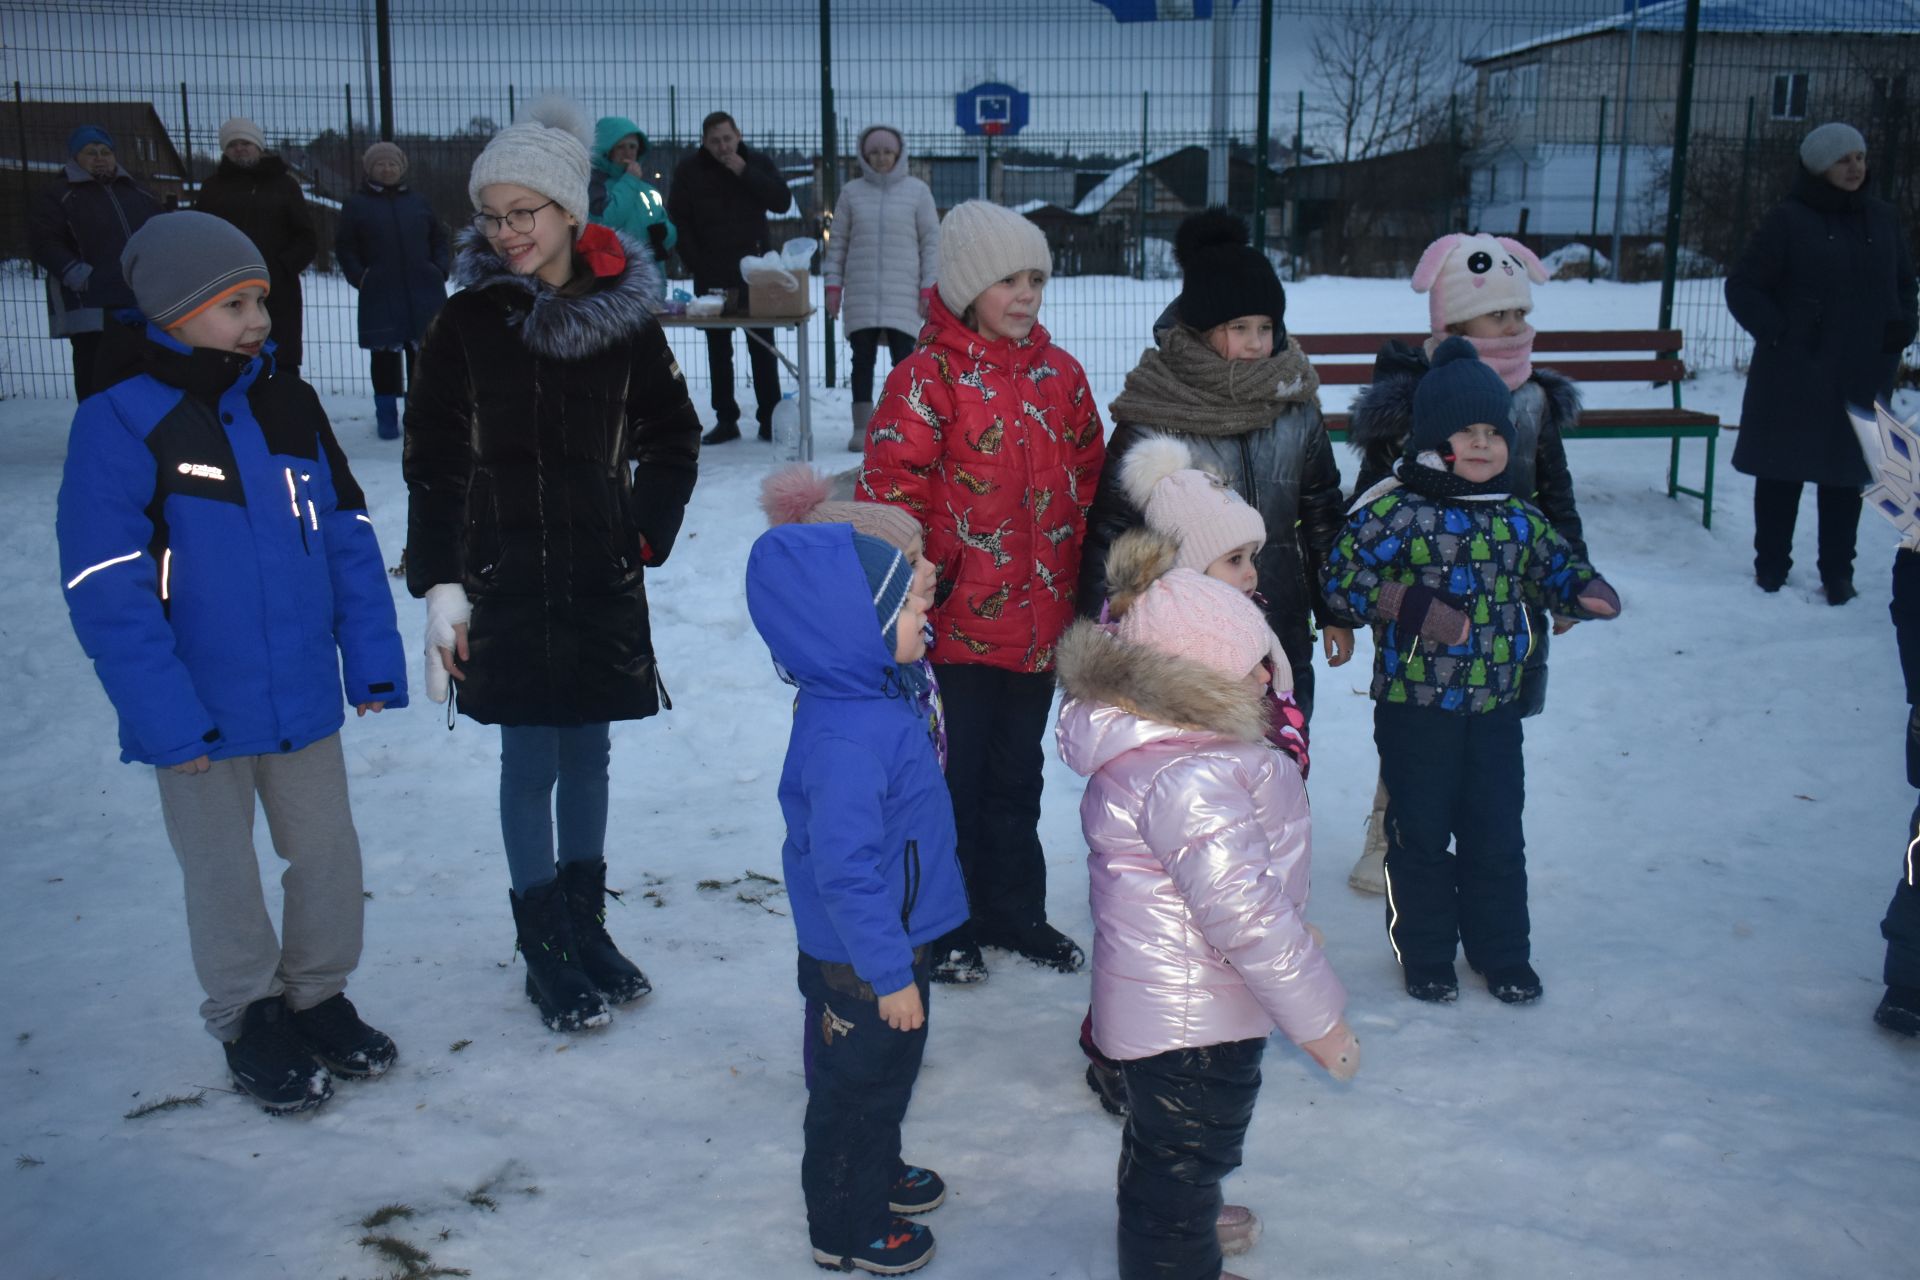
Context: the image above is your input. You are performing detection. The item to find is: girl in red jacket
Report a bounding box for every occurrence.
[859,200,1105,984]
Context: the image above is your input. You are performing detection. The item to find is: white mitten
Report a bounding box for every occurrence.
[424,583,471,703]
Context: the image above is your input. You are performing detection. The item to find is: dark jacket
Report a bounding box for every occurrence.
[403,228,702,727]
[1895,548,1920,788]
[1726,171,1918,487]
[27,162,162,336]
[665,143,793,291]
[57,323,406,766]
[1346,341,1587,717]
[194,155,318,368]
[334,182,450,351]
[744,523,968,998]
[1079,415,1344,711]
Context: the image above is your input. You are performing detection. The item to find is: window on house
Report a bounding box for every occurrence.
[1488,65,1540,120]
[1771,73,1809,120]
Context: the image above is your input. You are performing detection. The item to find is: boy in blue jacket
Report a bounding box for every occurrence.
[745,522,966,1277]
[56,212,408,1115]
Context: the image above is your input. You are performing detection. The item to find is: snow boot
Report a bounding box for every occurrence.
[224,996,333,1115]
[374,394,400,440]
[1404,962,1459,1003]
[974,918,1086,973]
[556,858,653,1004]
[1875,985,1920,1037]
[287,992,396,1079]
[928,926,988,985]
[702,420,742,445]
[510,881,612,1032]
[1217,1204,1262,1257]
[1824,576,1858,606]
[1085,1060,1128,1117]
[848,400,873,453]
[889,1164,946,1215]
[812,1217,934,1274]
[1484,962,1543,1004]
[1350,779,1390,895]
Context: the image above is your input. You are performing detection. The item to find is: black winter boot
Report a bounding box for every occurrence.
[1484,961,1543,1004]
[1876,985,1920,1037]
[556,859,653,1004]
[224,996,333,1115]
[974,918,1086,973]
[287,992,397,1078]
[510,881,612,1032]
[1404,962,1459,1003]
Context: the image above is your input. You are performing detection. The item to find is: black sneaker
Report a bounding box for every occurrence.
[701,421,742,445]
[974,919,1086,973]
[812,1217,935,1275]
[1085,1060,1128,1118]
[224,996,333,1115]
[287,993,397,1079]
[1404,962,1459,1003]
[1875,985,1920,1037]
[1755,570,1787,593]
[889,1164,946,1215]
[1823,577,1858,606]
[1485,962,1543,1004]
[928,930,988,985]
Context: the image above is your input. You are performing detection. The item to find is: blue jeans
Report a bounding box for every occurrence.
[499,723,612,893]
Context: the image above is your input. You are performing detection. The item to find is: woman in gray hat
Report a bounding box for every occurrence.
[1726,121,1917,603]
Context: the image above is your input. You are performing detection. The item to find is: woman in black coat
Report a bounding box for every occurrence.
[666,111,793,444]
[1726,121,1918,603]
[195,119,319,373]
[335,142,450,438]
[405,101,702,1033]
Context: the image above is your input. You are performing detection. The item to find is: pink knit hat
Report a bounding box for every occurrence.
[760,463,925,553]
[1118,434,1267,573]
[1410,233,1548,332]
[1116,566,1288,688]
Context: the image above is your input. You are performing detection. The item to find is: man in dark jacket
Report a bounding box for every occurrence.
[26,125,161,398]
[195,117,318,374]
[1881,546,1920,1037]
[666,111,793,444]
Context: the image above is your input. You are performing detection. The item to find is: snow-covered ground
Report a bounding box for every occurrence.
[4,277,1917,1280]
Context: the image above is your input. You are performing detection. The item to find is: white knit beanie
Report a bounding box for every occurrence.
[936,200,1052,314]
[1410,232,1548,332]
[467,97,593,225]
[1119,434,1268,573]
[1116,567,1286,685]
[218,117,266,152]
[1800,122,1866,175]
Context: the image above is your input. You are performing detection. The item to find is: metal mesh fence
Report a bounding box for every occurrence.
[2,0,1914,400]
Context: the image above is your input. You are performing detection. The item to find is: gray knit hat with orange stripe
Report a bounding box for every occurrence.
[120,211,269,329]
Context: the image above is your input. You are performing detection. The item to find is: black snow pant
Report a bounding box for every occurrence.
[848,326,916,404]
[1115,1037,1266,1280]
[798,950,930,1257]
[1753,477,1863,586]
[369,345,416,397]
[68,331,104,400]
[703,325,782,432]
[1884,802,1920,991]
[1375,700,1529,971]
[932,663,1056,935]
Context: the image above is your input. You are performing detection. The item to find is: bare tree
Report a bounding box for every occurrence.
[1308,1,1452,162]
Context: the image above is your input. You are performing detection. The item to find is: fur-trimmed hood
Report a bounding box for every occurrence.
[1347,338,1579,456]
[451,226,662,361]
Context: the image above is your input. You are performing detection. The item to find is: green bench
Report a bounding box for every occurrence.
[1301,329,1723,528]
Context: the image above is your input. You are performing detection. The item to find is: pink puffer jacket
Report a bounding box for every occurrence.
[1054,618,1346,1062]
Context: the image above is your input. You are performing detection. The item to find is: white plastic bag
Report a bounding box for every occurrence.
[779,237,819,270]
[739,251,795,291]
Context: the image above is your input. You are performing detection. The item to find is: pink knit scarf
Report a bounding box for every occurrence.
[1425,325,1534,390]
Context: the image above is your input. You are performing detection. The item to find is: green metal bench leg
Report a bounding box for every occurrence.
[1702,431,1716,530]
[1668,435,1681,499]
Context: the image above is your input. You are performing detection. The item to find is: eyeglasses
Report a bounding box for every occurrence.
[471,200,556,237]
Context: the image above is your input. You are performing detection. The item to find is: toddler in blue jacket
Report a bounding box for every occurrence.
[745,521,966,1277]
[55,212,407,1116]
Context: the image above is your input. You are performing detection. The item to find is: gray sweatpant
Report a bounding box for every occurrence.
[154,733,365,1041]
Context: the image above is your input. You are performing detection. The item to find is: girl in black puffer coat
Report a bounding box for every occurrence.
[404,101,701,1034]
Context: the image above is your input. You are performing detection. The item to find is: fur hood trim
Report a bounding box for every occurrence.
[1104,526,1181,620]
[451,226,662,361]
[1347,339,1580,455]
[1056,618,1271,744]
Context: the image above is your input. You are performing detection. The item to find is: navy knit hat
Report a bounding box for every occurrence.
[851,532,912,646]
[1409,337,1515,457]
[1174,208,1287,338]
[67,125,113,156]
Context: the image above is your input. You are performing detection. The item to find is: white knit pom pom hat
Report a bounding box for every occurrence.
[468,97,594,226]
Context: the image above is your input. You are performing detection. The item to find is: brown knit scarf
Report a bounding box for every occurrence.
[1108,324,1321,437]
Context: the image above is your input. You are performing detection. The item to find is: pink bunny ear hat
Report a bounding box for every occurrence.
[1411,233,1549,333]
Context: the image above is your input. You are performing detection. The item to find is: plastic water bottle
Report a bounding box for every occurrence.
[771,392,805,462]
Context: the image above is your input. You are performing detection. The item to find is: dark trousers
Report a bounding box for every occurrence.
[1884,802,1920,990]
[798,951,930,1255]
[703,326,782,430]
[370,345,417,397]
[934,662,1056,932]
[1116,1038,1266,1280]
[69,331,104,400]
[1753,477,1864,585]
[1375,700,1529,971]
[849,327,916,404]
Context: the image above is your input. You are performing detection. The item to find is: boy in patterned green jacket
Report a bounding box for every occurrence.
[1324,338,1620,1006]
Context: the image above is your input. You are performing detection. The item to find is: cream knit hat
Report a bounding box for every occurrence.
[1800,122,1866,175]
[218,117,266,153]
[467,98,593,225]
[1119,434,1267,574]
[936,200,1052,314]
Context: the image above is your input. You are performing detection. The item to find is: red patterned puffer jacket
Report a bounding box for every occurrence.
[858,294,1105,673]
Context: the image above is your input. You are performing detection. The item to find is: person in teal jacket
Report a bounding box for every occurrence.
[589,115,675,263]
